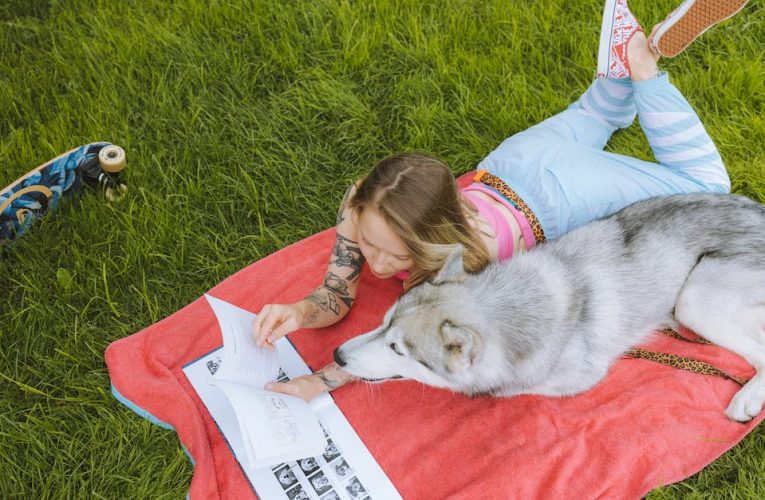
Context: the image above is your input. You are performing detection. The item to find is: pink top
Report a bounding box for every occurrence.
[393,183,535,281]
[462,188,515,260]
[461,183,537,255]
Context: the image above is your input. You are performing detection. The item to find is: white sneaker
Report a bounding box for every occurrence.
[596,0,644,79]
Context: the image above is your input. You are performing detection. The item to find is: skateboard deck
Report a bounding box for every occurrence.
[0,142,127,243]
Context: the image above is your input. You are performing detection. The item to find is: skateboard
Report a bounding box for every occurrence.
[0,142,127,243]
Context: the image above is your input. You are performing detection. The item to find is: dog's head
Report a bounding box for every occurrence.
[334,246,502,393]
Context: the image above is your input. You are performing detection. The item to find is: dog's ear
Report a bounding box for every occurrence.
[439,320,482,373]
[431,245,467,285]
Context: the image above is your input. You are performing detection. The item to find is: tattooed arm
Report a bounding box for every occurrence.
[253,184,364,348]
[295,184,364,328]
[256,185,362,399]
[300,235,363,325]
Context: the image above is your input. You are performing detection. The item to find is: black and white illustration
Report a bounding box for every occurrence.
[322,440,341,462]
[308,471,333,496]
[205,356,222,375]
[268,443,372,500]
[298,457,320,476]
[286,484,310,500]
[319,490,341,500]
[345,477,367,499]
[274,464,299,490]
[330,459,353,480]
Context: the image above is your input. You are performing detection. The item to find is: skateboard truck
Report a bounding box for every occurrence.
[79,145,128,201]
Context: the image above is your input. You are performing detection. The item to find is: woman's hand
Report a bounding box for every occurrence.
[252,303,306,351]
[265,362,357,402]
[265,374,328,402]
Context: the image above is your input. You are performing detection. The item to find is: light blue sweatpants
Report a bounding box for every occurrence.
[477,73,730,240]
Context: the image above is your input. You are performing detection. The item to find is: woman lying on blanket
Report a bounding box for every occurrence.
[253,0,748,401]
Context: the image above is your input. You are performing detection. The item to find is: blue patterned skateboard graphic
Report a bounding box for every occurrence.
[0,142,126,242]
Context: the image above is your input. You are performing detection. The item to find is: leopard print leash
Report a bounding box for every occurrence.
[624,328,749,385]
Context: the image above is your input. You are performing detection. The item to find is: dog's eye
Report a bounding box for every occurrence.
[389,343,404,356]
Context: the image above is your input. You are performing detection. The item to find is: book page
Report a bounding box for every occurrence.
[214,380,326,468]
[203,294,325,466]
[205,293,280,386]
[184,295,401,499]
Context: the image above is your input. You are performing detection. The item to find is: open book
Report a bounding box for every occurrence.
[204,294,326,468]
[185,295,401,499]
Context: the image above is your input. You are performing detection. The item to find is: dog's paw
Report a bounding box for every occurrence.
[725,382,765,422]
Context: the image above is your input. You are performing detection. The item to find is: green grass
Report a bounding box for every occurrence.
[1,0,764,497]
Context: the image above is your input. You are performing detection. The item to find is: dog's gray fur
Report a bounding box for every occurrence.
[335,193,765,422]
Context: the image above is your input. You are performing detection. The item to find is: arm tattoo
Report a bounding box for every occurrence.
[317,372,342,390]
[332,234,363,282]
[312,232,362,310]
[303,306,320,325]
[305,228,363,317]
[317,362,356,390]
[323,272,353,309]
[336,185,354,225]
[306,290,340,315]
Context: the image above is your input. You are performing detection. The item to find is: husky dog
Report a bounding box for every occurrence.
[334,193,765,422]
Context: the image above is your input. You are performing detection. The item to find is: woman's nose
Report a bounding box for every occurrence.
[370,252,388,273]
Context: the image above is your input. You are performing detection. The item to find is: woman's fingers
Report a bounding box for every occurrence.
[265,375,327,402]
[266,317,296,345]
[252,304,279,347]
[265,381,300,398]
[253,304,301,349]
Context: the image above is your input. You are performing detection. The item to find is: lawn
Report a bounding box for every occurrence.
[1,0,764,497]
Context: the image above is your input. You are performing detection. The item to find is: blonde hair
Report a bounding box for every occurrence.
[349,153,491,288]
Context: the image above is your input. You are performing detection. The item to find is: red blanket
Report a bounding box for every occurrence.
[106,199,763,500]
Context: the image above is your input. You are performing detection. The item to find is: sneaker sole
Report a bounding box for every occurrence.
[596,0,618,78]
[652,0,750,57]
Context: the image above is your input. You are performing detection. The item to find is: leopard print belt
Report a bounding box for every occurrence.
[473,170,546,244]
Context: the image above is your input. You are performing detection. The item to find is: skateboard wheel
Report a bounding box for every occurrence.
[98,145,126,173]
[105,183,128,202]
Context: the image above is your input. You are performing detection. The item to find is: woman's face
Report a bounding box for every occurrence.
[355,207,413,279]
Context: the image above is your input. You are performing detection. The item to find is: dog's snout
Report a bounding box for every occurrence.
[333,348,347,367]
